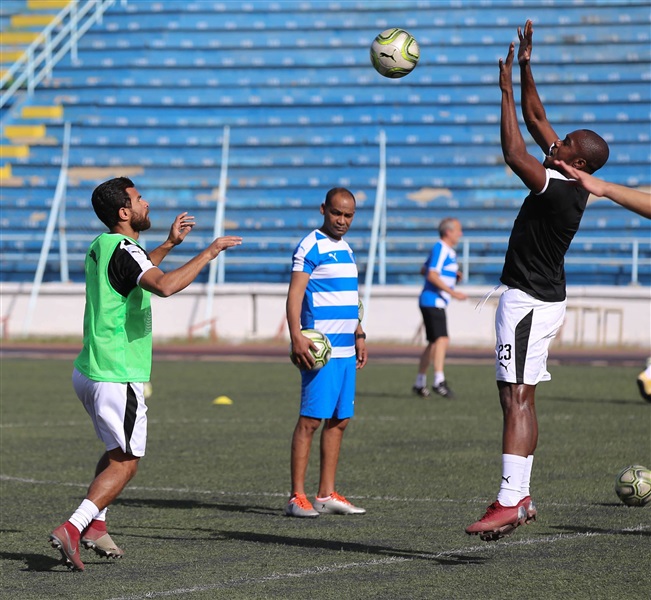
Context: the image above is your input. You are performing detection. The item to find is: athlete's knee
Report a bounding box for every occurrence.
[296,416,322,434]
[498,381,535,410]
[122,460,139,481]
[107,448,140,472]
[326,417,350,431]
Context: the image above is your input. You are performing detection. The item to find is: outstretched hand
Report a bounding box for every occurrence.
[517,19,533,65]
[553,159,606,195]
[208,235,243,259]
[499,42,514,90]
[167,212,196,246]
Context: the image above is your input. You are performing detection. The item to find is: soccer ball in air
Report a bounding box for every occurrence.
[370,28,420,79]
[290,329,332,371]
[614,465,651,507]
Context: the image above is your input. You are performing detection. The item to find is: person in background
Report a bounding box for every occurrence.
[412,217,467,399]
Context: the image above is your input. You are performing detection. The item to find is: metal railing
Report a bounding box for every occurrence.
[2,232,648,282]
[21,122,72,335]
[1,0,124,111]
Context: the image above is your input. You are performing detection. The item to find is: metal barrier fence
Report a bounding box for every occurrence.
[0,0,125,110]
[2,231,649,284]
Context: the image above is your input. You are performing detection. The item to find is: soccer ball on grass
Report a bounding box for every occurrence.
[614,464,651,507]
[370,28,420,79]
[290,329,332,371]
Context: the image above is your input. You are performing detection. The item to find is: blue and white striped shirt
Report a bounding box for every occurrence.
[292,229,359,358]
[419,240,458,308]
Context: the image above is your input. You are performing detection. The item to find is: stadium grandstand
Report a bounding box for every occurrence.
[1,0,650,288]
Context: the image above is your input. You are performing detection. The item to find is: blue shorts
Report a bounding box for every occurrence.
[300,355,357,420]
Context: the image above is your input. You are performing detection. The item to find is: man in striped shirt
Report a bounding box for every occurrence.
[285,187,368,518]
[413,217,467,399]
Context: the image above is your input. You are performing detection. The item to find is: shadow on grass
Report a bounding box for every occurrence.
[114,497,278,516]
[211,530,487,565]
[0,551,114,572]
[549,524,651,537]
[0,552,63,572]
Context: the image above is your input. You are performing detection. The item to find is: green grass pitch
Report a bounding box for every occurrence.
[1,357,649,599]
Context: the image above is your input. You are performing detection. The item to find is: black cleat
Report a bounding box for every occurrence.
[432,380,455,399]
[412,385,431,398]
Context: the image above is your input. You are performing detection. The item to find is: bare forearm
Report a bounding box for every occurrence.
[147,250,213,297]
[520,63,546,128]
[556,158,651,219]
[520,62,557,151]
[149,212,197,266]
[428,270,466,301]
[286,296,304,341]
[148,240,176,266]
[602,183,651,218]
[427,271,453,295]
[501,88,527,164]
[286,272,309,342]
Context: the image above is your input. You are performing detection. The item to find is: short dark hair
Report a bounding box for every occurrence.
[91,177,135,228]
[575,130,610,174]
[324,187,356,206]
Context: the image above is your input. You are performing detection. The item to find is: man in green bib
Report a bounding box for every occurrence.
[49,177,241,571]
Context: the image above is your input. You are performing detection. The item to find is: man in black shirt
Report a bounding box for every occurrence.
[465,21,609,541]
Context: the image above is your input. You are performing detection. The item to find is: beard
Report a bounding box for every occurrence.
[131,213,151,232]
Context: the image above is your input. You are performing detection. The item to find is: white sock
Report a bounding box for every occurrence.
[95,508,108,522]
[315,494,333,502]
[434,371,445,386]
[68,499,100,533]
[496,454,527,507]
[415,374,427,388]
[521,455,534,497]
[645,364,651,378]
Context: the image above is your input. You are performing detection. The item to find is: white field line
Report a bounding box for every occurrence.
[3,475,647,599]
[102,527,650,600]
[0,413,475,428]
[0,474,636,510]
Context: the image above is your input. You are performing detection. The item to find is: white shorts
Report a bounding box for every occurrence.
[494,288,566,385]
[72,368,148,457]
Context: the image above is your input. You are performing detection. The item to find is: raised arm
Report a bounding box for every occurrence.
[139,235,242,297]
[500,42,547,192]
[518,20,559,153]
[148,211,195,266]
[554,160,651,219]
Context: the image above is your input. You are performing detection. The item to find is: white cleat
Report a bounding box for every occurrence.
[314,492,366,515]
[285,494,319,518]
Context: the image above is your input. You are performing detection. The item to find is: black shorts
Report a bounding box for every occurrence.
[420,306,448,342]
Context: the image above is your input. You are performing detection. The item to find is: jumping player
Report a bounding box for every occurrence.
[465,21,609,541]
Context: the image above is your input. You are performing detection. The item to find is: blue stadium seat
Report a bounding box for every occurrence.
[1,0,649,285]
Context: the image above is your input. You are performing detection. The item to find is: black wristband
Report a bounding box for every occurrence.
[355,333,366,340]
